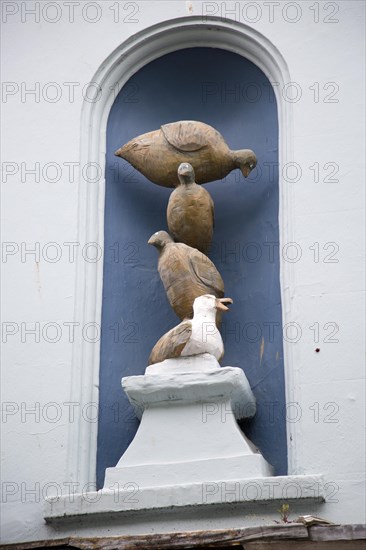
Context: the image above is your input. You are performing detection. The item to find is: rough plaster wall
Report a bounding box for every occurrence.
[1,0,365,543]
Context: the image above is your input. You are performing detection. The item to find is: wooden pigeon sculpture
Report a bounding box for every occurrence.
[148,294,233,365]
[148,231,225,321]
[115,120,257,187]
[167,162,214,253]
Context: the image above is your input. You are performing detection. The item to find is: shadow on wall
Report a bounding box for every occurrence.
[97,47,286,488]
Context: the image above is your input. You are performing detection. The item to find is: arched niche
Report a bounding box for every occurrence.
[67,17,296,490]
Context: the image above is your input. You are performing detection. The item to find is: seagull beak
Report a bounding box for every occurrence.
[147,237,154,245]
[114,147,122,157]
[215,297,233,312]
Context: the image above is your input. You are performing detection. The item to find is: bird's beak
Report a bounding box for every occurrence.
[147,237,154,245]
[242,165,251,178]
[215,297,233,312]
[114,147,122,157]
[179,168,191,177]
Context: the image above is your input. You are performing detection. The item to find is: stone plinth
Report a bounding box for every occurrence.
[44,354,326,522]
[47,353,334,524]
[104,354,272,489]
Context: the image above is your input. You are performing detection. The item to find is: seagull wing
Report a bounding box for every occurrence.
[161,121,210,152]
[148,320,192,365]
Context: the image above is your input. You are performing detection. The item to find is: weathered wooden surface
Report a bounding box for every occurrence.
[115,120,257,187]
[71,524,307,549]
[244,541,366,549]
[167,163,214,253]
[0,540,70,550]
[1,525,365,549]
[309,524,366,541]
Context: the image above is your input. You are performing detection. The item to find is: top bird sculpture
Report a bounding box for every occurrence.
[148,294,233,365]
[167,162,214,253]
[115,120,257,187]
[148,231,225,321]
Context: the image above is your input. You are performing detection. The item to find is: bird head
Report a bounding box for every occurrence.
[193,294,233,316]
[148,230,173,250]
[177,162,195,185]
[234,150,257,178]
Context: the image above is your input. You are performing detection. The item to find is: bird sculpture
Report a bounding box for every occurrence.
[167,162,214,253]
[148,294,233,365]
[148,231,224,321]
[115,120,257,188]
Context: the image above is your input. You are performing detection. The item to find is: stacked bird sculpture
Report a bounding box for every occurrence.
[114,120,257,364]
[148,294,233,365]
[167,162,214,253]
[147,230,223,321]
[115,120,257,187]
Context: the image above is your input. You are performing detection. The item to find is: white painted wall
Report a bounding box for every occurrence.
[1,0,365,543]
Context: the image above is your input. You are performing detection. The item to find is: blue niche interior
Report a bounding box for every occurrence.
[97,47,287,488]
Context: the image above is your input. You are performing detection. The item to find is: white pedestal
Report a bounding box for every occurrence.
[104,354,272,489]
[44,354,326,523]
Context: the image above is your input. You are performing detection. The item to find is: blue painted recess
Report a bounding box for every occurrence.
[97,47,287,489]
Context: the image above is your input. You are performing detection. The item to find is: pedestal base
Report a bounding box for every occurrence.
[44,473,326,523]
[104,354,272,489]
[44,355,326,524]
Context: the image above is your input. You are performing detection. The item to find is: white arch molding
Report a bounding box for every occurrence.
[68,16,297,490]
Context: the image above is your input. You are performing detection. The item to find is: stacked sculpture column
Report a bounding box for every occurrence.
[103,120,272,492]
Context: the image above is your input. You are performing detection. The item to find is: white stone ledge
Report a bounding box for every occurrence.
[44,474,325,522]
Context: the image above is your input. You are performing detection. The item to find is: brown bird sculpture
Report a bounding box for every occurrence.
[148,294,233,365]
[115,120,257,187]
[148,231,225,321]
[167,162,214,253]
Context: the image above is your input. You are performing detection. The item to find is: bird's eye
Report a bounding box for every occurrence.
[249,163,254,169]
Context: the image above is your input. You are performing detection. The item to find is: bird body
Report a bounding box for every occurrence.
[115,120,256,187]
[181,308,222,359]
[148,294,232,365]
[167,163,214,253]
[148,231,224,321]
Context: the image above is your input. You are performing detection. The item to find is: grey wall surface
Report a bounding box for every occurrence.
[97,47,287,488]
